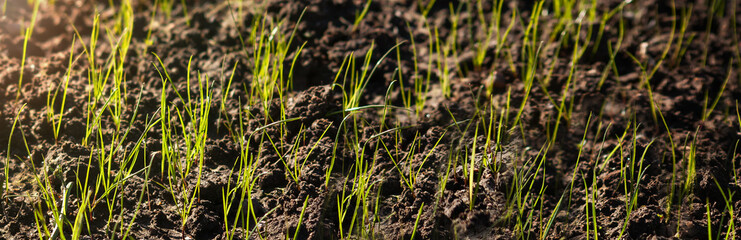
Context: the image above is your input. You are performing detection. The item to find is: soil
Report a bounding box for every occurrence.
[1,0,741,239]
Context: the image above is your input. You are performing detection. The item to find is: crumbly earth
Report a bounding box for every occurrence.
[1,0,740,239]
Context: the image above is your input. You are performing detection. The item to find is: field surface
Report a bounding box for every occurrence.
[1,0,741,239]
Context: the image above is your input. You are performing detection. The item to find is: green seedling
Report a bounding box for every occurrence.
[289,196,310,240]
[157,0,187,22]
[330,59,407,237]
[472,0,514,70]
[118,115,159,239]
[654,102,680,218]
[325,42,402,196]
[701,65,731,121]
[416,0,436,17]
[153,54,214,236]
[515,146,547,239]
[397,22,435,116]
[380,129,447,192]
[467,123,480,210]
[706,198,712,240]
[272,123,331,185]
[542,189,565,240]
[566,114,593,210]
[49,182,72,240]
[512,1,543,128]
[517,0,544,85]
[428,6,460,97]
[701,0,723,67]
[216,60,240,138]
[712,177,736,240]
[181,0,189,26]
[410,203,425,240]
[617,121,654,238]
[433,152,454,216]
[15,0,40,101]
[670,4,695,67]
[223,116,299,239]
[626,0,676,123]
[74,85,159,239]
[4,104,28,199]
[682,127,700,198]
[352,0,372,32]
[141,0,159,52]
[46,36,79,141]
[336,166,383,239]
[70,3,135,147]
[593,1,629,78]
[583,169,600,240]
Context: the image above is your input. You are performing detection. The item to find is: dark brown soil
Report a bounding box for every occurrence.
[1,0,741,239]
